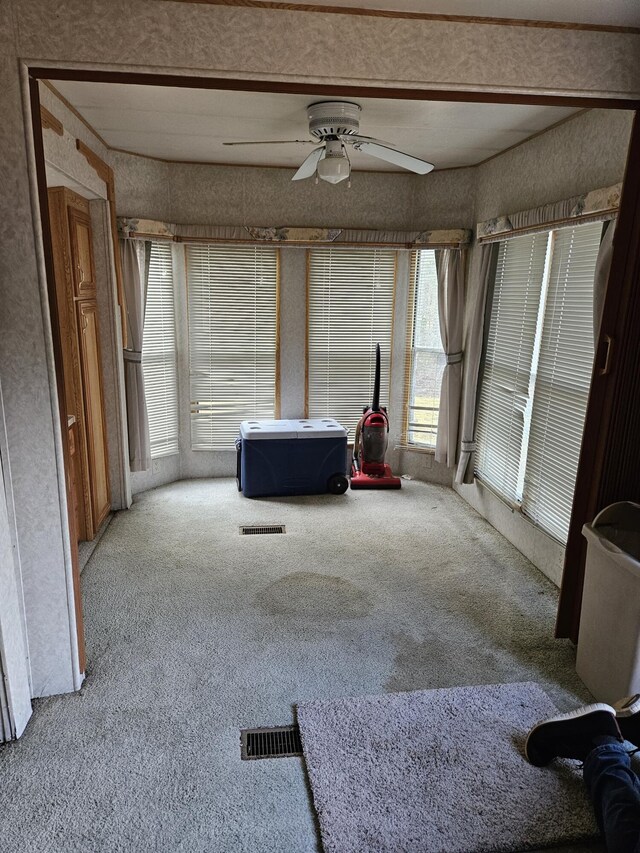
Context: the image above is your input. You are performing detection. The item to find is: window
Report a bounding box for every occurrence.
[475,221,603,543]
[142,241,178,457]
[404,250,445,447]
[307,247,396,436]
[186,244,279,449]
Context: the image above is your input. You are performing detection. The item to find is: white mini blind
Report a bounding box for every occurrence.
[142,241,179,458]
[186,244,278,449]
[307,247,396,436]
[474,233,549,502]
[522,222,601,542]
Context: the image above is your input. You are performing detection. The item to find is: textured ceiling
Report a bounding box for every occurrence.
[51,81,580,173]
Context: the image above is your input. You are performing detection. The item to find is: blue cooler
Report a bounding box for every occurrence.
[238,418,348,498]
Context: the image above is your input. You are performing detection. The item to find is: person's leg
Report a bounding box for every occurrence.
[583,740,640,853]
[525,703,622,767]
[524,702,640,852]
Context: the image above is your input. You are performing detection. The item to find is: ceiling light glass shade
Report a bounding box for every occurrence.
[317,153,350,184]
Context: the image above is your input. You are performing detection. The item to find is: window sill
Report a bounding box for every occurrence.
[394,444,436,456]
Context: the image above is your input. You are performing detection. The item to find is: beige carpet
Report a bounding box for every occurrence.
[0,479,598,852]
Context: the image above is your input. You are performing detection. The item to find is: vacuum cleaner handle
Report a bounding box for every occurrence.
[371,343,381,413]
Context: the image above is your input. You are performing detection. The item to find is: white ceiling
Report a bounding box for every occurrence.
[241,0,640,27]
[51,81,581,172]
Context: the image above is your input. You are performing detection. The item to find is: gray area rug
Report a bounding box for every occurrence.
[298,682,598,853]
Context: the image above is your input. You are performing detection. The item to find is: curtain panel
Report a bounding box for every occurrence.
[455,243,499,485]
[434,249,466,467]
[120,239,151,472]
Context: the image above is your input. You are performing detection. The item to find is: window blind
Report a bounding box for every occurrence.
[474,233,549,502]
[522,222,601,542]
[142,241,179,458]
[307,247,396,437]
[404,249,445,447]
[186,244,278,449]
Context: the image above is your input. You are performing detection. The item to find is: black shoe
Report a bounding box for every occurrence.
[615,695,640,746]
[525,703,621,766]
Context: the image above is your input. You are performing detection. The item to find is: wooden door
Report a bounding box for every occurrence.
[49,188,92,540]
[68,207,97,299]
[76,300,110,531]
[48,187,111,541]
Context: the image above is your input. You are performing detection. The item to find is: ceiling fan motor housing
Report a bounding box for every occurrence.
[308,101,361,139]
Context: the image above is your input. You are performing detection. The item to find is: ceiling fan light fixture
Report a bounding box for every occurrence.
[316,139,350,185]
[317,155,350,185]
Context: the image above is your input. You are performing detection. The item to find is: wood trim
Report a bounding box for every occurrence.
[388,250,398,409]
[477,209,619,244]
[74,140,128,349]
[154,0,640,34]
[41,80,110,149]
[401,249,418,445]
[304,249,310,418]
[76,139,110,184]
[40,105,63,136]
[29,79,86,674]
[30,69,640,111]
[274,248,281,419]
[556,111,640,641]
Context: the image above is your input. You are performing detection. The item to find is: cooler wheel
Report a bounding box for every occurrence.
[327,473,349,495]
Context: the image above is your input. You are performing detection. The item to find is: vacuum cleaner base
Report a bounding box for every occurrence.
[350,463,402,490]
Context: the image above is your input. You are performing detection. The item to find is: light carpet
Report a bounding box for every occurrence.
[297,682,598,853]
[0,479,599,852]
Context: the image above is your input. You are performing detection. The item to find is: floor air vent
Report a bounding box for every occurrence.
[240,725,302,760]
[240,524,286,535]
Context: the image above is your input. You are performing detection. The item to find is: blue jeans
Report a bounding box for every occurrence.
[584,741,640,852]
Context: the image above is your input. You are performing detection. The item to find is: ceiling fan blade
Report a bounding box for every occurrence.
[292,146,325,181]
[222,139,315,146]
[351,140,434,175]
[338,133,389,146]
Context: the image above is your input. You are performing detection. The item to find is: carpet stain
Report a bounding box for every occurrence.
[257,572,373,619]
[385,631,509,693]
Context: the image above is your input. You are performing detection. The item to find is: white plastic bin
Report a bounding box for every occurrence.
[576,502,640,703]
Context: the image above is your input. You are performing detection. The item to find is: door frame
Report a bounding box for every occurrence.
[21,65,640,716]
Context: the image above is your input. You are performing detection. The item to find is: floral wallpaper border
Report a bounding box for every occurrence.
[477,182,621,241]
[118,219,471,248]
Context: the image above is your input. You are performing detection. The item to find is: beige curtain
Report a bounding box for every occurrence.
[434,249,465,467]
[593,219,616,344]
[120,239,151,472]
[455,243,499,485]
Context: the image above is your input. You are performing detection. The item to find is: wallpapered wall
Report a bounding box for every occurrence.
[0,0,637,725]
[475,108,634,222]
[112,151,477,231]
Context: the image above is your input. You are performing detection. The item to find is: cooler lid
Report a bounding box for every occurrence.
[292,418,348,439]
[240,419,297,440]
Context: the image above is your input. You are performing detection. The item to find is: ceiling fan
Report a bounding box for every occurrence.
[223,101,435,185]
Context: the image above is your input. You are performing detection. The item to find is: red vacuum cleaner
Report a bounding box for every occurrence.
[350,344,401,490]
